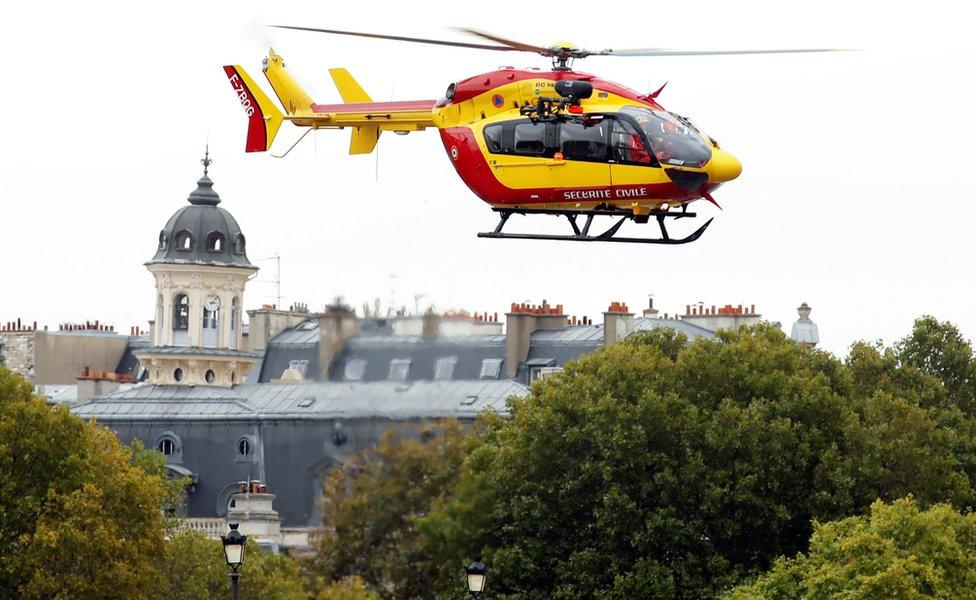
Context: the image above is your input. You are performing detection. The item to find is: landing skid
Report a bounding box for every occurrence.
[477,206,712,245]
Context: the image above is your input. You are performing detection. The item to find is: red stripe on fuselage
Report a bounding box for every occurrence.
[439,127,713,207]
[311,99,437,113]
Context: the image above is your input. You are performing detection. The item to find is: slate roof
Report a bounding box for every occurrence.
[521,318,713,379]
[148,163,254,269]
[71,379,527,421]
[255,315,715,384]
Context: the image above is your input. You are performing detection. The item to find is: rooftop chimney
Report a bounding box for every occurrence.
[318,305,360,380]
[603,301,635,347]
[643,296,659,318]
[505,300,568,377]
[422,308,439,342]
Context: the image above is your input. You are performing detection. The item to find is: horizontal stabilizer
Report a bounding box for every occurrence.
[329,68,373,103]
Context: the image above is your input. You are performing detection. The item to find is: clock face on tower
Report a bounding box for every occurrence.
[204,295,221,312]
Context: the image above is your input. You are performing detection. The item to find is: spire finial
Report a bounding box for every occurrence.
[201,145,212,176]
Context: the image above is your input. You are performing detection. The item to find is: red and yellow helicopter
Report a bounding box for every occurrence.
[224,28,836,244]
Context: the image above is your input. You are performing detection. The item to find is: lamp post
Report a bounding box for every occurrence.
[466,557,487,598]
[221,523,247,600]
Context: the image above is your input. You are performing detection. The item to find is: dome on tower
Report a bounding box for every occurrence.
[148,151,253,268]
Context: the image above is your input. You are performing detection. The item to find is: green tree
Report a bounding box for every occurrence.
[0,367,177,599]
[308,320,976,598]
[895,316,976,413]
[728,497,976,599]
[428,325,975,599]
[310,420,470,599]
[160,530,306,600]
[313,576,382,600]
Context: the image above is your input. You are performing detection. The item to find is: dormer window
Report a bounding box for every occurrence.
[434,357,457,380]
[234,233,246,255]
[174,230,193,251]
[389,358,411,381]
[206,231,225,252]
[158,230,168,250]
[479,358,503,379]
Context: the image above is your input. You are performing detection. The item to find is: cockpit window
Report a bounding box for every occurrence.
[621,107,711,168]
[610,118,654,165]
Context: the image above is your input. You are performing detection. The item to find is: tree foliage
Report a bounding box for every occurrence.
[313,576,382,600]
[310,420,471,599]
[311,317,976,598]
[728,497,976,599]
[160,531,306,600]
[0,367,178,599]
[433,324,976,598]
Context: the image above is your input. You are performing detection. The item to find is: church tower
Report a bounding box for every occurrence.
[137,152,259,386]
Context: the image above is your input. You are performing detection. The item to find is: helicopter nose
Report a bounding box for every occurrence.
[706,149,742,183]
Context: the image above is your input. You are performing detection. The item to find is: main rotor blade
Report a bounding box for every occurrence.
[272,25,519,52]
[595,48,849,57]
[454,28,553,55]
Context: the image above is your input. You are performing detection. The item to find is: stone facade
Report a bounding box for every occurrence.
[0,326,36,380]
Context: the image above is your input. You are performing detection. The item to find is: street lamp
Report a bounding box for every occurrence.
[221,523,247,600]
[466,557,487,598]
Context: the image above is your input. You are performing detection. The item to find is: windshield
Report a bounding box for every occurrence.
[621,107,711,168]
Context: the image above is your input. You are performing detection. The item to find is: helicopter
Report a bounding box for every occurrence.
[223,27,838,244]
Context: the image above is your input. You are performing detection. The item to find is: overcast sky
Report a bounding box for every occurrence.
[1,1,974,355]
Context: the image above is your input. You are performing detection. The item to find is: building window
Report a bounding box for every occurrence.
[174,230,193,251]
[173,368,184,382]
[154,432,181,462]
[287,359,309,377]
[389,358,411,381]
[206,231,225,252]
[231,297,238,331]
[344,359,367,381]
[434,356,457,380]
[531,366,564,383]
[159,438,175,455]
[479,358,503,379]
[202,295,220,347]
[203,307,219,329]
[205,369,215,384]
[173,294,189,331]
[238,438,251,456]
[158,230,168,250]
[234,234,246,255]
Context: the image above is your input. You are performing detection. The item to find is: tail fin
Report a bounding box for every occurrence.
[328,68,380,155]
[222,65,284,153]
[262,50,313,115]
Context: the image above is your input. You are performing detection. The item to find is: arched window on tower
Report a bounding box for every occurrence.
[173,293,189,346]
[158,230,168,250]
[174,230,193,252]
[202,295,220,347]
[234,234,246,255]
[206,231,225,252]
